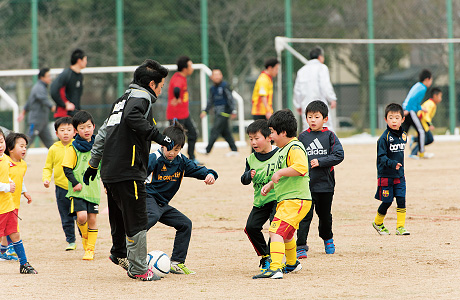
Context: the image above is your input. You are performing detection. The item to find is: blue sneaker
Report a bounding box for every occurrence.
[6,244,17,256]
[296,248,307,259]
[0,253,18,261]
[283,260,302,273]
[324,239,335,254]
[259,255,271,271]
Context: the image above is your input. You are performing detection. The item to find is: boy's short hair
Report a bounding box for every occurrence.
[71,49,86,65]
[38,67,50,78]
[268,109,297,138]
[264,57,279,69]
[431,87,442,97]
[247,119,271,138]
[5,132,28,156]
[384,103,404,119]
[54,117,73,131]
[177,56,191,72]
[305,100,328,118]
[419,69,432,82]
[133,59,169,89]
[309,46,324,60]
[163,122,186,148]
[72,110,94,129]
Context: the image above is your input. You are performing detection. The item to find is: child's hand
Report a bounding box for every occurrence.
[204,174,215,185]
[310,159,319,168]
[271,171,281,183]
[43,180,50,188]
[396,163,402,170]
[250,169,256,178]
[261,181,274,196]
[73,183,82,192]
[9,180,15,193]
[24,192,32,204]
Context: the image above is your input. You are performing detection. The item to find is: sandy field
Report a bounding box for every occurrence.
[1,140,460,299]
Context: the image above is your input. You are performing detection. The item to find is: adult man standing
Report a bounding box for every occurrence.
[251,58,280,120]
[167,56,201,164]
[51,49,87,119]
[293,46,337,131]
[83,59,174,281]
[18,68,56,148]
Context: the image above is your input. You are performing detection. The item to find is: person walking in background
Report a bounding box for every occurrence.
[51,49,87,119]
[18,68,56,148]
[293,46,337,132]
[251,58,280,121]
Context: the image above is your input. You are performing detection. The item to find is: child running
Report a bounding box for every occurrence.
[372,103,410,236]
[43,117,77,251]
[296,101,344,259]
[1,133,32,260]
[0,128,37,273]
[241,119,278,271]
[145,122,218,275]
[62,111,101,260]
[253,109,312,279]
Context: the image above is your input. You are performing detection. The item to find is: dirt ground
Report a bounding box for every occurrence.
[1,140,460,299]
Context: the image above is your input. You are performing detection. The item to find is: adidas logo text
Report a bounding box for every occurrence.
[306,138,328,156]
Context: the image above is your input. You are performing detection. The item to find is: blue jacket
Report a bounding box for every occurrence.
[376,126,407,178]
[402,82,427,112]
[204,81,235,116]
[145,149,218,206]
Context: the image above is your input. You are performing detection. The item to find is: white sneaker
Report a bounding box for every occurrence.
[225,151,239,157]
[423,152,434,158]
[196,148,208,155]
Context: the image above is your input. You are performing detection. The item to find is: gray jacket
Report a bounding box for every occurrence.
[24,80,54,124]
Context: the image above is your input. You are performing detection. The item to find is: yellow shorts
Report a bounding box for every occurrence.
[269,199,311,239]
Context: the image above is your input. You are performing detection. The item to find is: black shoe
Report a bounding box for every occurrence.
[20,262,38,274]
[109,255,129,271]
[259,255,271,271]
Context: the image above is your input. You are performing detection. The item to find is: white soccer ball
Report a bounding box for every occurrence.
[146,250,170,277]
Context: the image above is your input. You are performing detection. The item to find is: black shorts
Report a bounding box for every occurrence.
[69,196,99,216]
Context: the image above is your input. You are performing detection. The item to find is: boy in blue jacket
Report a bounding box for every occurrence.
[145,122,218,275]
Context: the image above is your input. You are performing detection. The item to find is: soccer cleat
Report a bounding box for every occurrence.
[127,269,161,281]
[170,262,196,275]
[20,262,38,274]
[372,222,390,235]
[395,227,410,235]
[283,260,302,274]
[196,148,208,155]
[0,252,18,261]
[6,244,17,256]
[324,238,335,254]
[423,152,434,159]
[66,242,77,251]
[252,268,283,279]
[408,154,420,160]
[191,159,204,166]
[82,249,95,260]
[296,248,307,259]
[259,255,271,271]
[109,255,129,271]
[225,151,239,157]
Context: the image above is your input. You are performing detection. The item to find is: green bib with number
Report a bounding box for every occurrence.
[247,152,278,207]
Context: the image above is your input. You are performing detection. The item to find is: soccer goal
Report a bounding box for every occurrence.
[275,36,460,135]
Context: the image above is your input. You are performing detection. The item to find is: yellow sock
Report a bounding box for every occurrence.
[374,212,385,225]
[396,208,406,228]
[269,241,285,270]
[77,222,88,250]
[86,228,98,251]
[284,239,297,265]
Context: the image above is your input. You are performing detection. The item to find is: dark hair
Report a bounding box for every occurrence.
[419,69,432,82]
[5,132,28,156]
[133,59,169,90]
[384,103,404,119]
[163,121,186,148]
[38,67,50,78]
[305,100,328,118]
[247,119,271,138]
[309,46,324,60]
[177,56,191,72]
[54,117,73,131]
[268,109,297,138]
[72,110,94,129]
[71,49,86,65]
[430,87,442,98]
[264,57,279,69]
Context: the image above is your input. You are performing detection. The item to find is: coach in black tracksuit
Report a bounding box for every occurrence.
[84,59,174,281]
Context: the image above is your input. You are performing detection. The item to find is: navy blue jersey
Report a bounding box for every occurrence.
[145,149,218,206]
[377,126,407,178]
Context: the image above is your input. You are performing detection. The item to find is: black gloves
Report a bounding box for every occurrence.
[83,163,98,185]
[161,135,175,151]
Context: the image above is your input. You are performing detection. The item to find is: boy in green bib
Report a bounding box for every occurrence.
[62,111,100,261]
[241,119,278,271]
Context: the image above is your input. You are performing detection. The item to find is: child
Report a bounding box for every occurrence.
[43,117,77,250]
[0,128,37,273]
[409,87,442,159]
[241,119,278,271]
[199,68,238,156]
[62,111,101,260]
[1,133,33,260]
[253,109,312,280]
[372,103,410,236]
[145,122,218,275]
[296,101,344,259]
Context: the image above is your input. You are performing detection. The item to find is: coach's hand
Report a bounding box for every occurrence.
[83,164,98,185]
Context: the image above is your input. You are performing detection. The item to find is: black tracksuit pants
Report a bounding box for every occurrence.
[206,114,237,153]
[244,201,277,256]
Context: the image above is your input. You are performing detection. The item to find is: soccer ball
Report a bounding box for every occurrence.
[146,250,170,277]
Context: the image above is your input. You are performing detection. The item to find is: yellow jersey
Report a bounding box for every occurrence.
[251,71,274,116]
[0,154,14,215]
[43,140,73,190]
[7,156,27,209]
[417,99,437,132]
